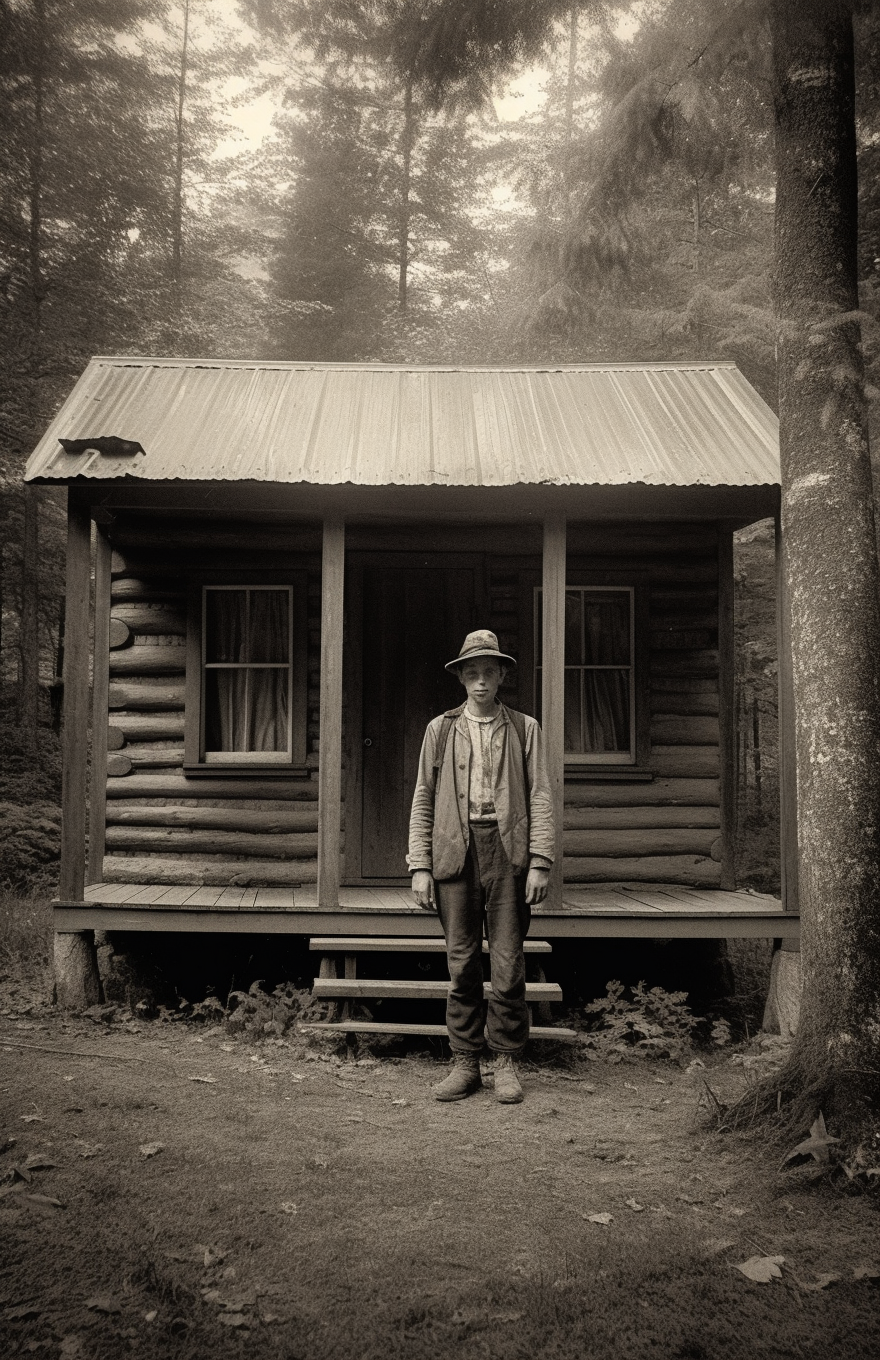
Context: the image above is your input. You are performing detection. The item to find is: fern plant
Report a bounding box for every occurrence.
[581,980,699,1063]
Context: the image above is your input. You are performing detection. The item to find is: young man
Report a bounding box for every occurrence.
[408,629,555,1103]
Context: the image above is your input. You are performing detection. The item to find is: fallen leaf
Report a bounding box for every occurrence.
[25,1193,64,1210]
[85,1296,121,1314]
[20,1114,43,1123]
[734,1255,785,1283]
[625,1198,645,1212]
[144,1310,157,1322]
[346,1115,363,1123]
[391,1098,408,1107]
[280,1202,297,1215]
[585,1212,613,1226]
[800,1273,840,1292]
[24,1155,57,1171]
[782,1112,841,1167]
[218,1313,248,1328]
[624,1082,638,1092]
[853,1265,880,1281]
[138,1142,165,1159]
[3,1303,41,1320]
[189,1076,217,1084]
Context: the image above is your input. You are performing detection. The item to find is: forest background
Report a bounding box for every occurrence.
[1,0,878,894]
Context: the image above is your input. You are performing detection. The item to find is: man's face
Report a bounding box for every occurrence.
[458,657,503,705]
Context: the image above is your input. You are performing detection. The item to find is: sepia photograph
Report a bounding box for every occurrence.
[1,1,879,1356]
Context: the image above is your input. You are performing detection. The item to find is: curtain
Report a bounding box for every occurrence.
[204,590,289,754]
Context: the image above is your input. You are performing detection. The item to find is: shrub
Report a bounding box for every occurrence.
[0,802,61,893]
[580,979,699,1064]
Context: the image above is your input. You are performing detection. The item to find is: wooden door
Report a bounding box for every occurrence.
[348,559,484,882]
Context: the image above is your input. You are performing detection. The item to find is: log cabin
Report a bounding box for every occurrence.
[24,358,799,1017]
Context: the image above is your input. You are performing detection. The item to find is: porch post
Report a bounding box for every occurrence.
[87,527,111,885]
[56,495,101,1010]
[542,515,567,904]
[59,498,92,903]
[717,524,736,890]
[763,511,801,1035]
[317,518,345,909]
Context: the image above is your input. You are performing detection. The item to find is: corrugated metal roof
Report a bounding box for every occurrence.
[25,358,779,488]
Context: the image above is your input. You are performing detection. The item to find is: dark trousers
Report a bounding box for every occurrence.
[436,823,531,1054]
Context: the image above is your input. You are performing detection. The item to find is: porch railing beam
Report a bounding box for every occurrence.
[317,518,345,909]
[542,515,567,903]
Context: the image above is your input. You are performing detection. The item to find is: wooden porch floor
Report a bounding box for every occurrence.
[54,883,799,939]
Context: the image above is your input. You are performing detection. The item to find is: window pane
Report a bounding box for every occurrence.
[247,669,289,752]
[249,590,289,663]
[205,590,247,663]
[204,669,248,751]
[584,670,631,753]
[564,668,581,753]
[564,590,583,665]
[583,591,630,665]
[205,668,289,753]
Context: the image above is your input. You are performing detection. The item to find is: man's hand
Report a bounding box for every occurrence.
[525,866,550,905]
[411,870,436,911]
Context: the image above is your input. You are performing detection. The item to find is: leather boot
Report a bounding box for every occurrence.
[433,1051,482,1101]
[492,1052,523,1103]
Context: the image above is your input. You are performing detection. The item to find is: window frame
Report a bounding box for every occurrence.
[183,572,309,777]
[517,565,650,776]
[534,583,637,765]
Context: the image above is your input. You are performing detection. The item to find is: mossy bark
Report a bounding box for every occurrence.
[771,0,880,1134]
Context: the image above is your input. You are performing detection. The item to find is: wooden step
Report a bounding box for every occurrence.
[312,979,562,1002]
[309,936,552,954]
[299,1020,578,1042]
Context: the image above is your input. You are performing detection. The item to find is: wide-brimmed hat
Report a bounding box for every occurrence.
[445,629,516,673]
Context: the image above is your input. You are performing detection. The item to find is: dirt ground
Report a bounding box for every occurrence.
[2,985,879,1360]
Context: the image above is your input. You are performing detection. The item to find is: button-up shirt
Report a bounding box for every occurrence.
[464,708,502,820]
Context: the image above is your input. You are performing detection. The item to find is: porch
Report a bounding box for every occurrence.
[57,882,795,939]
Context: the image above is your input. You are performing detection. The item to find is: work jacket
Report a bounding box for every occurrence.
[407,703,555,881]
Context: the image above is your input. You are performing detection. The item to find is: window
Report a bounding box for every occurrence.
[535,586,635,764]
[185,581,308,774]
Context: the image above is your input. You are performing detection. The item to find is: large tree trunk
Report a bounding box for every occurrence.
[771,0,880,1135]
[171,0,190,330]
[397,75,414,311]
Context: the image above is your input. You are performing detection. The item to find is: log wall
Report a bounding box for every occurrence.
[97,517,726,890]
[100,530,322,887]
